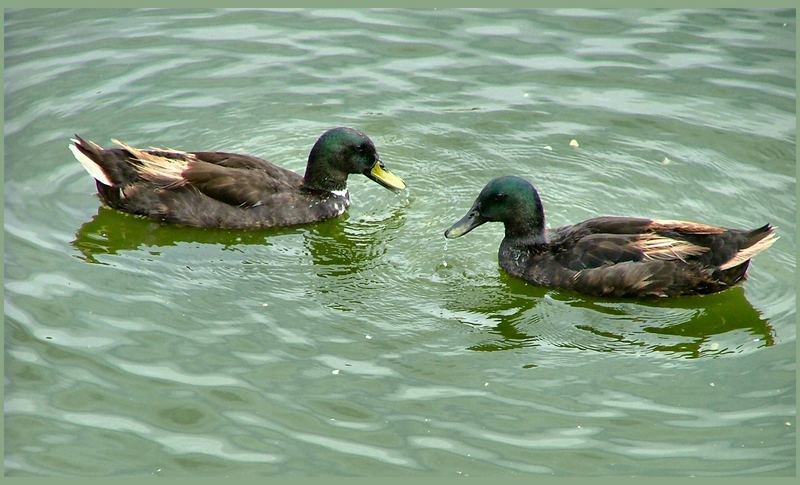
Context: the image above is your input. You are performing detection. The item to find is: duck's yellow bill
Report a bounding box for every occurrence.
[369,162,406,192]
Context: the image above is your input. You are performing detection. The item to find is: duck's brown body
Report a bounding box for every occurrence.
[499,216,776,298]
[71,137,347,228]
[446,176,777,298]
[69,128,405,229]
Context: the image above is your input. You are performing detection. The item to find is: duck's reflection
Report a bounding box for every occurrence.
[71,206,302,264]
[73,204,408,317]
[73,203,406,284]
[74,207,771,359]
[447,273,774,357]
[560,286,775,357]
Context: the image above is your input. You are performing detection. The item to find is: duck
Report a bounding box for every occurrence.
[69,127,406,229]
[444,175,777,298]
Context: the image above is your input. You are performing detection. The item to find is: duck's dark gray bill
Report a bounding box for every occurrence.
[444,210,484,238]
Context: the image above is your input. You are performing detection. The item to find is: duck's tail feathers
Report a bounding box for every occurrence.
[719,224,778,270]
[69,135,114,186]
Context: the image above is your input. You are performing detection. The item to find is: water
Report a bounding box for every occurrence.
[4,8,796,476]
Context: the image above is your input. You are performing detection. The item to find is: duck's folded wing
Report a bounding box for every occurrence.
[569,260,691,298]
[181,160,299,208]
[563,234,716,297]
[98,139,306,210]
[190,152,280,171]
[553,216,725,240]
[112,140,302,208]
[557,233,709,271]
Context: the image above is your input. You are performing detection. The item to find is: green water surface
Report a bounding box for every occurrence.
[4,8,796,476]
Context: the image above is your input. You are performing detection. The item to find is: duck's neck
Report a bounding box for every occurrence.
[503,196,547,247]
[302,170,348,192]
[303,164,347,192]
[302,147,349,193]
[499,212,546,278]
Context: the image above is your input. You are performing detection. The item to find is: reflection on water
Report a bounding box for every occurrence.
[303,204,407,276]
[565,288,775,357]
[445,275,773,357]
[72,206,302,263]
[72,203,409,316]
[73,198,407,265]
[302,205,407,313]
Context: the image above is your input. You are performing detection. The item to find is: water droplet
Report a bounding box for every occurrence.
[331,369,340,375]
[569,139,580,148]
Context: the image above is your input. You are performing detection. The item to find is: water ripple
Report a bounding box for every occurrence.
[4,8,795,477]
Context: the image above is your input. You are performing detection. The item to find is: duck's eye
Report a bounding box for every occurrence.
[356,143,370,153]
[493,193,507,202]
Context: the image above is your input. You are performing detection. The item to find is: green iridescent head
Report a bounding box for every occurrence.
[303,127,405,193]
[445,176,545,239]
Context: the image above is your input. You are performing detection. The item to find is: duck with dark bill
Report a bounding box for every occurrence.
[445,175,777,298]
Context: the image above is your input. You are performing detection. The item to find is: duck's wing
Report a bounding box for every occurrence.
[115,140,301,208]
[181,161,301,208]
[549,218,777,297]
[555,232,710,271]
[189,151,283,171]
[552,233,723,297]
[568,259,700,298]
[148,148,301,184]
[554,216,776,269]
[551,216,725,240]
